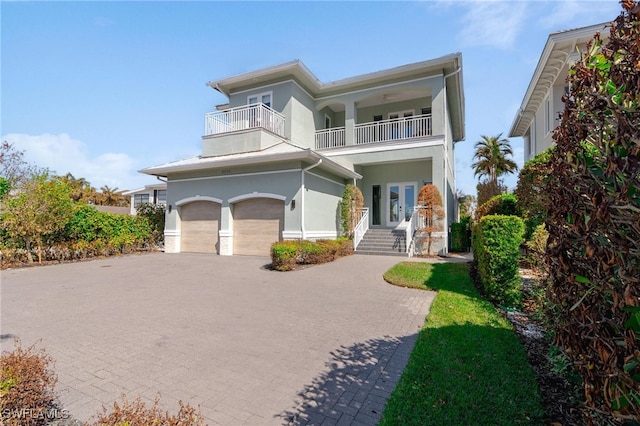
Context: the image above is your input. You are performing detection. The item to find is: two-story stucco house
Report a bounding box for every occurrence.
[509,23,609,161]
[140,54,465,256]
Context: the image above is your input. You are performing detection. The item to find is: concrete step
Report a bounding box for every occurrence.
[354,250,408,257]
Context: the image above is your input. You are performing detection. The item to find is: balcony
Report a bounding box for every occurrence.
[315,113,432,150]
[205,103,285,138]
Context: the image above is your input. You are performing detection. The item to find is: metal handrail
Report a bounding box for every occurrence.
[353,208,369,249]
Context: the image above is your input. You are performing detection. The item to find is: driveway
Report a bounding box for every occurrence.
[1,253,436,425]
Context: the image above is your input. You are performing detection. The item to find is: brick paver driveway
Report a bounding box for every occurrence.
[1,253,436,425]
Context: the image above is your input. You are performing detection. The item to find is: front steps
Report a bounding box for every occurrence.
[355,228,408,257]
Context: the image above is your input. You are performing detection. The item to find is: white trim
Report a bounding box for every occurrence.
[170,168,300,183]
[164,230,181,236]
[321,137,444,157]
[282,231,303,239]
[304,231,339,240]
[306,171,346,188]
[247,91,273,107]
[218,229,233,237]
[228,192,287,203]
[175,196,223,206]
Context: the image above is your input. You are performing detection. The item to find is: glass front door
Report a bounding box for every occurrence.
[387,182,416,226]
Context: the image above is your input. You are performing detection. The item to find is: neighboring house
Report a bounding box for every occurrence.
[140,55,465,256]
[509,23,609,161]
[122,183,167,215]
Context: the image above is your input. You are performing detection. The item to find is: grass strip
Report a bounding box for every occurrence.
[380,262,544,426]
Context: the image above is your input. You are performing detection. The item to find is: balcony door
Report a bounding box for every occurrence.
[389,110,414,139]
[387,182,416,226]
[247,92,272,129]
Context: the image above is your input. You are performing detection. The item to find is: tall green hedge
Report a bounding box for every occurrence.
[472,215,524,307]
[450,222,470,252]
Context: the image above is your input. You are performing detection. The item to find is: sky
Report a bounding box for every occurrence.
[1,0,622,196]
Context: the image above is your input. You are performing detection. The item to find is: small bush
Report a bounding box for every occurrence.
[450,218,471,253]
[270,240,298,271]
[87,394,204,426]
[0,340,58,426]
[524,224,549,275]
[270,238,353,271]
[472,214,525,307]
[475,193,519,221]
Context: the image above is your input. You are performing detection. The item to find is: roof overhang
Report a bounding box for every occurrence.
[139,147,362,181]
[509,22,609,138]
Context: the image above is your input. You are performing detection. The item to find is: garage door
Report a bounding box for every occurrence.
[233,198,284,256]
[180,201,220,254]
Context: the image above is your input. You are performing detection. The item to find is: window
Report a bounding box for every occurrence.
[248,91,272,108]
[134,193,150,208]
[155,190,167,205]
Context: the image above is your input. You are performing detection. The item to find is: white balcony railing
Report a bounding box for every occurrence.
[355,114,432,145]
[315,127,345,149]
[353,208,369,250]
[205,103,285,137]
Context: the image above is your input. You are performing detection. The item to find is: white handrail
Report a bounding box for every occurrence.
[315,127,346,149]
[205,103,286,137]
[353,208,369,249]
[355,114,432,145]
[406,206,426,256]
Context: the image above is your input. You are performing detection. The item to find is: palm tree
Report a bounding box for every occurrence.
[100,185,119,206]
[472,133,518,183]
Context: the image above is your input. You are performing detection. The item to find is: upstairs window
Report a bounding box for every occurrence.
[248,92,272,108]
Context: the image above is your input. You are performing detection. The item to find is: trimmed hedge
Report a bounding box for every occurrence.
[450,215,471,252]
[270,238,353,271]
[472,214,525,307]
[475,193,519,221]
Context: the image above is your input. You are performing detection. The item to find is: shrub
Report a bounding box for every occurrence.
[450,221,470,252]
[514,148,554,240]
[87,394,204,426]
[136,203,166,244]
[0,340,58,426]
[544,3,640,420]
[270,238,353,271]
[270,240,298,271]
[476,179,507,207]
[475,193,519,221]
[339,184,364,238]
[472,215,525,307]
[524,224,549,275]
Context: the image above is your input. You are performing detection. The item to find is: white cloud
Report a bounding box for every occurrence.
[538,0,620,31]
[457,1,528,50]
[1,133,148,191]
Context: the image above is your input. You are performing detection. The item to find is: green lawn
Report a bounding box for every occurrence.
[380,262,544,426]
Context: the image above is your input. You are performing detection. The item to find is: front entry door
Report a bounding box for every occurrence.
[387,182,416,226]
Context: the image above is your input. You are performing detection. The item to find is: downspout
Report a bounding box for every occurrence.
[156,176,167,183]
[300,159,323,240]
[441,66,461,255]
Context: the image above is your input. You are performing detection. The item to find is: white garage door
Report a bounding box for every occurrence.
[180,201,220,254]
[233,198,284,256]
